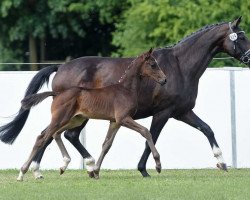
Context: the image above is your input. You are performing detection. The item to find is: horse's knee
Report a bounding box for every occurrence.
[64,131,79,142]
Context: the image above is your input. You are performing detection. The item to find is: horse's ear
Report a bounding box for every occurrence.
[148,47,153,54]
[232,16,242,28]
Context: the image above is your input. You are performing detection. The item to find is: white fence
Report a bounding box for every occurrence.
[0,68,250,170]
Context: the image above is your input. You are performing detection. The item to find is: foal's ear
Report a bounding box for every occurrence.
[232,16,242,28]
[145,47,153,60]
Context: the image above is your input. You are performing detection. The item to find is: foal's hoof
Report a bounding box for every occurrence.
[216,163,228,172]
[60,167,65,175]
[156,164,162,174]
[87,171,95,178]
[17,177,24,182]
[35,175,44,180]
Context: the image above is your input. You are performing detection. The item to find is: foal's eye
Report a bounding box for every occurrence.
[151,63,157,69]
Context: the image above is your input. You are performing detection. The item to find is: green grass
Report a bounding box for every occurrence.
[0,169,250,200]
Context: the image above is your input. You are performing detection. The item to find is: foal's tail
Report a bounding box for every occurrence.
[0,65,58,144]
[21,91,57,110]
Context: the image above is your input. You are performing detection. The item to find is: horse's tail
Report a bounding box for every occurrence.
[0,65,58,144]
[21,91,57,110]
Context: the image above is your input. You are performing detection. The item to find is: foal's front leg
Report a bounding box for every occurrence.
[121,117,161,173]
[93,122,121,179]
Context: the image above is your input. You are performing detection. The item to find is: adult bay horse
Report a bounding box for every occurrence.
[1,17,250,178]
[16,49,166,181]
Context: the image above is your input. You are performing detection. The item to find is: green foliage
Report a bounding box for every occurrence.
[112,0,250,67]
[1,0,250,70]
[0,0,126,70]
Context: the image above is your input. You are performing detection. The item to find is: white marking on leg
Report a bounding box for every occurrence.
[17,171,24,181]
[31,161,43,179]
[61,156,71,172]
[84,157,95,172]
[213,145,225,163]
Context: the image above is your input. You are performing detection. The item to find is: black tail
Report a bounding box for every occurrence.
[0,65,58,144]
[21,91,56,110]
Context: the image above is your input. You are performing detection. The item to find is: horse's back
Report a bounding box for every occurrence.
[52,56,133,91]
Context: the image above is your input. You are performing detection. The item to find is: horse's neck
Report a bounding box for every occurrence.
[173,25,226,81]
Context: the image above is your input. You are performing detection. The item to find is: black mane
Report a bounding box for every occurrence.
[156,21,228,51]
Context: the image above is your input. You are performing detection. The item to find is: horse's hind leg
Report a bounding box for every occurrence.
[121,117,161,173]
[93,122,120,179]
[64,120,96,177]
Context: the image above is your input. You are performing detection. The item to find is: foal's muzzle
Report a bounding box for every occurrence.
[159,78,167,85]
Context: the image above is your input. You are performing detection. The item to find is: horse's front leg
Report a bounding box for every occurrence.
[122,117,162,174]
[137,110,170,177]
[175,110,227,171]
[93,122,120,179]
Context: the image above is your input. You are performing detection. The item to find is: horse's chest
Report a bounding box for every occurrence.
[152,85,197,115]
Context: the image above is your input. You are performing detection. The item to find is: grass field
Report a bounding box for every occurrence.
[0,169,250,200]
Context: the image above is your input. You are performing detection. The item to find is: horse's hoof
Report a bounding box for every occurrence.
[93,170,100,179]
[87,171,95,178]
[216,163,228,172]
[139,170,151,178]
[156,164,162,174]
[60,168,65,175]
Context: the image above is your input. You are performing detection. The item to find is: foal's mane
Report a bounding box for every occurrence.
[156,21,228,51]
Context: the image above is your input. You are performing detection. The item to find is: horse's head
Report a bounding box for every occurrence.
[222,16,250,67]
[140,48,167,85]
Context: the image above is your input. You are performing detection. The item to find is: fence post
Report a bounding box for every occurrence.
[230,70,237,168]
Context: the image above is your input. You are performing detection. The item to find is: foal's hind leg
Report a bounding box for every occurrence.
[121,117,161,173]
[93,122,120,179]
[53,134,71,175]
[17,127,56,181]
[31,127,54,179]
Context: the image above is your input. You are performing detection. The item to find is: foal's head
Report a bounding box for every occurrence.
[221,17,250,67]
[136,48,167,85]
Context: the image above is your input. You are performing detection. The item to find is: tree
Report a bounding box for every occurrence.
[0,0,127,70]
[112,0,250,67]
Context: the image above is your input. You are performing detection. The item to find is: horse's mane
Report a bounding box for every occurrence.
[156,21,228,51]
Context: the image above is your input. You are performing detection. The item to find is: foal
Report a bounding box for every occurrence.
[18,48,167,180]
